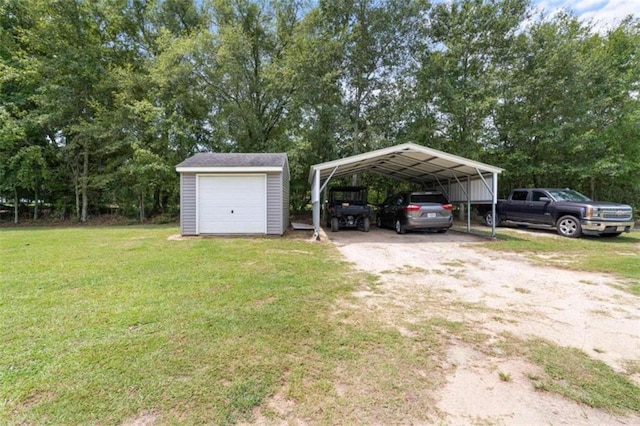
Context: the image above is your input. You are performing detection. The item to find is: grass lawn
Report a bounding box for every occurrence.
[2,225,639,424]
[0,226,382,424]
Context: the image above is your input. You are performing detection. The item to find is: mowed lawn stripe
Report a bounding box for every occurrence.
[0,226,354,424]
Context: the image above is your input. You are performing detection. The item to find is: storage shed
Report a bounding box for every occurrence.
[176,153,290,236]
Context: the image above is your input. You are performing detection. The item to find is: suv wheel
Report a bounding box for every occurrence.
[395,219,406,234]
[556,215,581,238]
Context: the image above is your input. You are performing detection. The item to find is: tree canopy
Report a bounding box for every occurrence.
[1,0,638,222]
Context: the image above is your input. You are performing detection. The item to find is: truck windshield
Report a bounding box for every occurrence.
[547,189,591,202]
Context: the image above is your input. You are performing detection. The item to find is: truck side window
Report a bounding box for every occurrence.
[511,191,528,201]
[532,191,546,201]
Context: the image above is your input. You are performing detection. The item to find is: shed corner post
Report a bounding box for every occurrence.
[312,169,321,240]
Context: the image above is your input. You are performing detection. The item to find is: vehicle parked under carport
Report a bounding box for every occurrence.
[376,191,453,234]
[325,186,372,232]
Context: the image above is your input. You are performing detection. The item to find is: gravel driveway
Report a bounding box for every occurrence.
[327,226,640,425]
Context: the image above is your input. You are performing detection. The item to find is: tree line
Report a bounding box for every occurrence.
[1,0,639,223]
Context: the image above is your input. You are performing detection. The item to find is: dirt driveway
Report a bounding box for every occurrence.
[327,227,640,425]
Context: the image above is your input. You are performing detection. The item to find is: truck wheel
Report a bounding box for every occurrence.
[330,217,339,232]
[556,215,582,238]
[362,217,370,232]
[395,219,406,234]
[484,211,501,227]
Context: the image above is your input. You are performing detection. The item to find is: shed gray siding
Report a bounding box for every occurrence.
[180,173,197,235]
[282,161,290,232]
[266,173,283,235]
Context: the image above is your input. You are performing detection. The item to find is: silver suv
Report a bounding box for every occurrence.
[376,191,453,234]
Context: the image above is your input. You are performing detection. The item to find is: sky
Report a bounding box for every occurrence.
[533,0,640,30]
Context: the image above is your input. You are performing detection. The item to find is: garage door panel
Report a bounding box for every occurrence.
[198,175,266,234]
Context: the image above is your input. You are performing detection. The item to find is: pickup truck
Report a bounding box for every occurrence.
[479,188,635,238]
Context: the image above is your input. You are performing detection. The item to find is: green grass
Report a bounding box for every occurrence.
[481,229,640,295]
[2,226,639,423]
[525,338,640,413]
[0,226,368,424]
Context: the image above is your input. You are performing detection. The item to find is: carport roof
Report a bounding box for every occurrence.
[308,142,503,185]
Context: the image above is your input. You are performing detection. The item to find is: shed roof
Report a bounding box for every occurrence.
[176,152,288,172]
[176,152,287,169]
[309,142,503,186]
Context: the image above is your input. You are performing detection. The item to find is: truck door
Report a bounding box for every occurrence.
[524,190,553,224]
[504,190,529,221]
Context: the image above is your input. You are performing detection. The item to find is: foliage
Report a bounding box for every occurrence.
[0,0,638,218]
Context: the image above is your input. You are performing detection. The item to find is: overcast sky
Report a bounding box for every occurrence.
[533,0,639,30]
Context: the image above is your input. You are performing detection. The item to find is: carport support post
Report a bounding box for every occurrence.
[312,170,321,240]
[467,176,471,232]
[491,172,498,239]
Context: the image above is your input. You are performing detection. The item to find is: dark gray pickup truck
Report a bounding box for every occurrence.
[480,188,635,238]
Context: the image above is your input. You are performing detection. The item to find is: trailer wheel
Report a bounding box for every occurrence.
[556,215,581,238]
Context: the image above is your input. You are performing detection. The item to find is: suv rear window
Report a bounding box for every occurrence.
[409,193,448,204]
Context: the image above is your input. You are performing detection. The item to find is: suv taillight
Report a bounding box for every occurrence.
[442,204,453,210]
[404,204,421,211]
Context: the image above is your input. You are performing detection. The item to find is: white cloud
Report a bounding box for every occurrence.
[580,0,639,25]
[533,0,639,31]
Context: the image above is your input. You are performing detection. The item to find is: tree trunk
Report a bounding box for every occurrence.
[69,155,80,220]
[81,143,89,222]
[74,172,80,220]
[34,187,39,220]
[139,190,145,223]
[352,86,362,186]
[14,188,19,224]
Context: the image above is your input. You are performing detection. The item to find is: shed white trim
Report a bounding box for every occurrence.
[177,166,283,173]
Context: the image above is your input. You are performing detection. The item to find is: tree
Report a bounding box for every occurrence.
[492,13,640,204]
[567,18,640,204]
[9,146,49,220]
[23,0,121,221]
[410,0,530,159]
[183,0,305,153]
[319,0,429,158]
[118,145,173,221]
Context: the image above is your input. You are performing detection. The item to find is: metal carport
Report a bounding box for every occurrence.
[308,142,504,239]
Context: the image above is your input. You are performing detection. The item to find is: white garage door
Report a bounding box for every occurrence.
[198,175,266,234]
